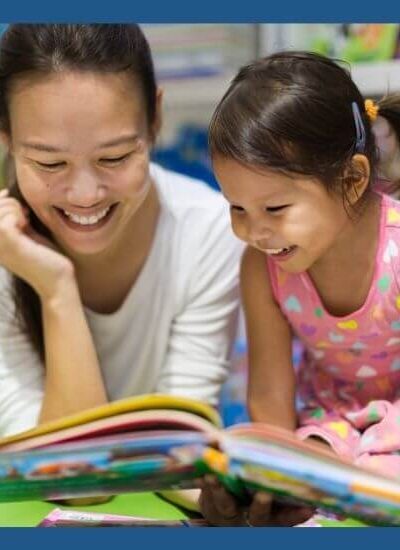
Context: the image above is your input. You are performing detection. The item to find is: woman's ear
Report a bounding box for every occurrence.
[150,87,163,143]
[343,154,370,205]
[0,131,10,152]
[0,133,13,192]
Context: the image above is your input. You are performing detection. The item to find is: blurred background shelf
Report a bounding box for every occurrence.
[259,23,400,97]
[1,24,400,185]
[351,60,400,95]
[142,24,258,144]
[146,23,400,144]
[160,73,234,109]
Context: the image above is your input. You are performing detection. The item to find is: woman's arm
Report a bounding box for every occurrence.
[241,246,297,430]
[39,273,108,423]
[0,191,107,428]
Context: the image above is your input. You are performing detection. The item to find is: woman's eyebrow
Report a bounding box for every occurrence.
[96,134,140,149]
[20,134,140,153]
[20,142,65,153]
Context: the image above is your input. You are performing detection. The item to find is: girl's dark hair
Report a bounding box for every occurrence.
[209,50,400,202]
[0,24,158,361]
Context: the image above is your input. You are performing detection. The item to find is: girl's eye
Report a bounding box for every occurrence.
[266,205,289,213]
[230,205,245,213]
[100,153,132,165]
[35,161,66,171]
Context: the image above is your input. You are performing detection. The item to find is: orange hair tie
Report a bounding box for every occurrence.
[365,99,379,121]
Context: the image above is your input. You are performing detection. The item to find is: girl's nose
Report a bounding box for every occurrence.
[248,223,272,245]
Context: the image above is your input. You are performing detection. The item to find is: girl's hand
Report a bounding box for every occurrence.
[0,189,75,300]
[199,475,314,527]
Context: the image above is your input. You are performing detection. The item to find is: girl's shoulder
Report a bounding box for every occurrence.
[381,193,400,229]
[378,194,400,291]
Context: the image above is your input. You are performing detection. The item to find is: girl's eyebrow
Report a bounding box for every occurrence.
[20,134,140,153]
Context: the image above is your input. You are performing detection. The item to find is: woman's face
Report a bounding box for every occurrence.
[5,70,159,259]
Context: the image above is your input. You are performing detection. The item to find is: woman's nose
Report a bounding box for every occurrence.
[66,172,105,207]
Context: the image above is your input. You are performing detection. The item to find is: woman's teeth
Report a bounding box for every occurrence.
[62,206,110,225]
[265,246,292,255]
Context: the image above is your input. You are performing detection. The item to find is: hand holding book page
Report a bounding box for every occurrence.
[2,394,400,525]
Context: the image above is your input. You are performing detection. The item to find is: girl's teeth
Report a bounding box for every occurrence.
[63,207,110,225]
[265,246,295,255]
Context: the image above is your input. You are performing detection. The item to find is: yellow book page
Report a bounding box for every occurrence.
[0,393,221,448]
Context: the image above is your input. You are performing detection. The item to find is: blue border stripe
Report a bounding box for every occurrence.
[1,526,399,549]
[0,0,398,22]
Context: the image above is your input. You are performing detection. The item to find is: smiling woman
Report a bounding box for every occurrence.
[0,24,243,437]
[9,69,156,260]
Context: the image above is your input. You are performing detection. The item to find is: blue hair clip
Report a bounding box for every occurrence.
[351,101,366,154]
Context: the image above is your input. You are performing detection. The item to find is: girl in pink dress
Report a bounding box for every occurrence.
[209,51,400,477]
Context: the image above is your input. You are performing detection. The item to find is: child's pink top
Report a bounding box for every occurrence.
[266,193,400,416]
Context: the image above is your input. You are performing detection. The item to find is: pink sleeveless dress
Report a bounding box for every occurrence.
[266,193,400,475]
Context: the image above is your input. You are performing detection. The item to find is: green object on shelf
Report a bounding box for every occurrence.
[340,24,399,63]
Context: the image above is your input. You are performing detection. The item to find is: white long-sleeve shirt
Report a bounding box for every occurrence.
[0,164,244,436]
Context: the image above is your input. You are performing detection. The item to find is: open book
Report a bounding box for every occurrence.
[1,393,400,526]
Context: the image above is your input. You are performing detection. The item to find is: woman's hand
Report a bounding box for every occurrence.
[199,475,314,527]
[0,189,75,300]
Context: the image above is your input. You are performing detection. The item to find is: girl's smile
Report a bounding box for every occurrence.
[214,156,353,274]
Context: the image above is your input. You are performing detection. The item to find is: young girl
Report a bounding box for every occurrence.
[0,24,242,437]
[201,50,400,525]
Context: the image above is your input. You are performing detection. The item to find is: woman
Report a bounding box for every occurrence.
[0,24,242,437]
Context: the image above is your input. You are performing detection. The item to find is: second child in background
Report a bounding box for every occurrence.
[201,51,400,525]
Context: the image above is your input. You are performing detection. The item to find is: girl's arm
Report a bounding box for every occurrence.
[39,273,108,423]
[241,246,297,430]
[199,248,312,527]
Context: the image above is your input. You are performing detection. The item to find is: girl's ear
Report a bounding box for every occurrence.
[343,154,371,205]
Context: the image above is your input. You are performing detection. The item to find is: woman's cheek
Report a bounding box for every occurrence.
[123,158,151,196]
[14,163,46,204]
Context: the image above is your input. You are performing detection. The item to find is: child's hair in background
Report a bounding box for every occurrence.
[209,51,400,211]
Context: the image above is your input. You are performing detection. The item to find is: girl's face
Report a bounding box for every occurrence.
[213,156,353,273]
[5,70,159,258]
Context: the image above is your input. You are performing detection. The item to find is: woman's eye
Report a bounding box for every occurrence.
[266,205,289,213]
[35,161,66,171]
[100,153,131,165]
